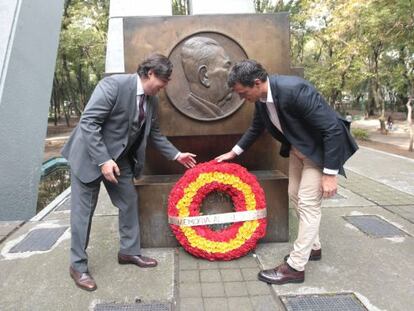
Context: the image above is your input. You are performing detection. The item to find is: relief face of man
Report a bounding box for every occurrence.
[181,36,232,118]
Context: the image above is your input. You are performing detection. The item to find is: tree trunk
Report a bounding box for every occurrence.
[52,76,59,126]
[62,54,77,107]
[57,97,61,121]
[366,79,375,118]
[370,44,387,133]
[407,97,413,152]
[63,106,70,127]
[53,97,58,127]
[76,62,86,112]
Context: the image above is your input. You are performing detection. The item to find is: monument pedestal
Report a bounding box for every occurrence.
[135,170,288,248]
[122,13,300,248]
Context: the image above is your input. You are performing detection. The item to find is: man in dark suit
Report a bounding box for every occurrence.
[62,54,196,291]
[216,59,357,285]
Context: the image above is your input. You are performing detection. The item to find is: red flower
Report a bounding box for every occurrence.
[168,161,267,261]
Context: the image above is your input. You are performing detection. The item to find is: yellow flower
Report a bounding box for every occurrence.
[174,172,260,253]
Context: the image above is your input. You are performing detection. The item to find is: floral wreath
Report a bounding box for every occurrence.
[168,161,267,261]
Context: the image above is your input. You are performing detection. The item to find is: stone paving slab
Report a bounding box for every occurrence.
[0,221,24,244]
[55,197,71,211]
[345,146,414,196]
[381,205,414,224]
[322,186,375,208]
[288,185,373,243]
[44,187,118,222]
[0,215,175,311]
[2,147,414,310]
[44,207,71,221]
[255,205,414,311]
[177,248,283,311]
[339,170,414,206]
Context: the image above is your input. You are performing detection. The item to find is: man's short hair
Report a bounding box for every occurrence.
[181,37,222,82]
[227,59,268,87]
[137,53,173,80]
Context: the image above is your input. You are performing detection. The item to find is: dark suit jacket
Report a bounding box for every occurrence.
[237,75,358,176]
[62,74,179,183]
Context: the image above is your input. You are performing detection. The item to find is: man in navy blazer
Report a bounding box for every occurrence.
[62,54,196,291]
[216,60,357,285]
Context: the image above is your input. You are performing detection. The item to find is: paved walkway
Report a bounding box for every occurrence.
[1,146,414,310]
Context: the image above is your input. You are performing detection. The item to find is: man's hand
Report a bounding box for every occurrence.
[321,174,337,198]
[215,150,237,162]
[101,160,120,184]
[177,153,197,168]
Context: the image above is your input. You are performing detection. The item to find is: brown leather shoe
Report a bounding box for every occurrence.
[69,266,97,291]
[118,253,158,268]
[258,262,304,285]
[284,248,322,262]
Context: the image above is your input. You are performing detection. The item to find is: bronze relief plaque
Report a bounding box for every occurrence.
[166,32,247,121]
[122,14,292,246]
[123,13,294,136]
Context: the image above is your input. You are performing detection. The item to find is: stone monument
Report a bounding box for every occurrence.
[0,0,64,220]
[118,13,301,247]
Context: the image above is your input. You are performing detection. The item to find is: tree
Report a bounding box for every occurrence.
[51,0,413,128]
[279,0,413,121]
[173,0,189,15]
[407,97,413,152]
[51,0,109,126]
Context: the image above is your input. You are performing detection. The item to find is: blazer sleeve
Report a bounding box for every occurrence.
[236,103,265,151]
[292,83,343,171]
[149,99,180,160]
[79,77,118,165]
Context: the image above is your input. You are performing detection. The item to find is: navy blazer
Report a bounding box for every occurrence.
[237,75,358,176]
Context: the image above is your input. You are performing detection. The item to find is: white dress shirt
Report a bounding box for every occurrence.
[136,74,180,161]
[136,74,147,127]
[232,78,281,155]
[263,79,283,133]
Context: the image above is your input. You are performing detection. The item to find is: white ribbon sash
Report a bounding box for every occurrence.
[168,209,267,227]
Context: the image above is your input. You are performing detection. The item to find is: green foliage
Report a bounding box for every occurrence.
[254,0,413,117]
[51,0,413,124]
[51,0,109,125]
[351,128,370,141]
[37,168,71,213]
[172,0,189,15]
[254,0,298,13]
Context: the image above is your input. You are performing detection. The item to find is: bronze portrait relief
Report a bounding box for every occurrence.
[166,32,248,121]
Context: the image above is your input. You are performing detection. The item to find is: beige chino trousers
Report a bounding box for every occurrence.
[286,148,323,271]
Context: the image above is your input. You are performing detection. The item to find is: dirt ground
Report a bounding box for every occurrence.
[43,118,414,161]
[351,118,414,159]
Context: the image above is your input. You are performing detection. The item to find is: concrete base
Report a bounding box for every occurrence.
[2,146,414,310]
[0,216,175,310]
[135,170,288,248]
[256,203,414,311]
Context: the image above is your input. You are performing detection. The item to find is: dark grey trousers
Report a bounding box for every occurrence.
[69,157,140,273]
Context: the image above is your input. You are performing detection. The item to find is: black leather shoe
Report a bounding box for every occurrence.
[69,266,97,291]
[284,248,322,262]
[258,262,304,285]
[118,253,158,268]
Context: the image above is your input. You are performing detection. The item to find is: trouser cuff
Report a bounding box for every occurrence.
[287,257,305,272]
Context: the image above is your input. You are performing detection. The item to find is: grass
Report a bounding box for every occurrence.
[351,128,370,140]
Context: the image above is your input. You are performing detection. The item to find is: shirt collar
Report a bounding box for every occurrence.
[259,78,273,103]
[137,74,144,96]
